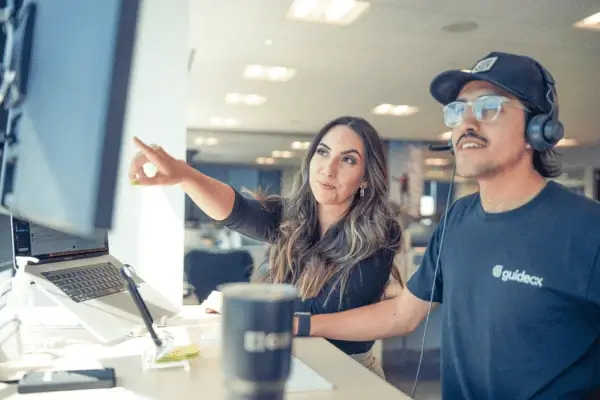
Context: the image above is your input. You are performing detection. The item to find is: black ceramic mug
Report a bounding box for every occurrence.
[219,283,298,400]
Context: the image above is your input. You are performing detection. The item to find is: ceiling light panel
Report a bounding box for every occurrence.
[439,131,452,140]
[291,141,311,150]
[372,104,419,117]
[425,158,451,167]
[225,93,266,106]
[286,0,371,25]
[208,117,238,127]
[256,157,275,165]
[556,138,577,147]
[243,64,296,82]
[195,137,218,146]
[272,150,293,158]
[574,11,600,31]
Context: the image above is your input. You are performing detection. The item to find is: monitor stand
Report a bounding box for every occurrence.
[0,298,56,382]
[0,276,77,381]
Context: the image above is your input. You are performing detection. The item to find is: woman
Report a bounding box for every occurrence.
[129,116,403,378]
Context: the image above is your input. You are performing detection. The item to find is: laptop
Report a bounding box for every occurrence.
[11,217,178,344]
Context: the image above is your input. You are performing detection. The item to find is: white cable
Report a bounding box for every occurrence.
[0,256,39,359]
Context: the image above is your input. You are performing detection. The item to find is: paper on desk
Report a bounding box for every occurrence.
[199,290,222,313]
[31,307,81,328]
[4,387,154,399]
[286,356,334,392]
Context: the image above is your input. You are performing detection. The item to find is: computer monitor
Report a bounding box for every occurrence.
[11,216,108,265]
[0,213,14,281]
[0,0,141,236]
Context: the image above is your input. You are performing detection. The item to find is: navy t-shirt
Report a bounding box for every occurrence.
[407,181,600,399]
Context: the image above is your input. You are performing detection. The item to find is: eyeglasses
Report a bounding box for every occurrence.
[442,95,527,128]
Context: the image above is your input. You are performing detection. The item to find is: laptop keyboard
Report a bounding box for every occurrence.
[41,263,127,303]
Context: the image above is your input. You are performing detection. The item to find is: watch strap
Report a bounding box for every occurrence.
[294,312,311,337]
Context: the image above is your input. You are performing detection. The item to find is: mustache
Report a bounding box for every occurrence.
[457,129,488,146]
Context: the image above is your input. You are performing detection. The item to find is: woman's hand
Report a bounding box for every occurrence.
[381,281,403,301]
[129,136,190,186]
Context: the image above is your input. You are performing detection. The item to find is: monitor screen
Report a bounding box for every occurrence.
[0,213,14,280]
[0,0,141,236]
[12,217,108,265]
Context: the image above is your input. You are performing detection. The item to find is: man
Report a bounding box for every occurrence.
[294,52,600,399]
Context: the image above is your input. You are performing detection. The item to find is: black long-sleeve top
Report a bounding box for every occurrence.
[219,189,400,355]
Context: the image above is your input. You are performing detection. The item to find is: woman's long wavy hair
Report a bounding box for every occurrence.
[252,116,403,306]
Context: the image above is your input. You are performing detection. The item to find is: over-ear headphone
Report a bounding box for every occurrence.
[525,64,564,151]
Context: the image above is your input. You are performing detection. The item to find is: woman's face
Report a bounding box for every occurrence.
[309,125,366,207]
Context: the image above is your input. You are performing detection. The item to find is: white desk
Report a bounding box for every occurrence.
[0,306,411,399]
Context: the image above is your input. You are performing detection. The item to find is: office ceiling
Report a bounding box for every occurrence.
[186,0,600,166]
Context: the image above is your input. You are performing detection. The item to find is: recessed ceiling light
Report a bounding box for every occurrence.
[194,136,218,146]
[286,0,370,25]
[425,158,451,167]
[574,11,600,31]
[556,138,577,147]
[272,150,293,158]
[264,39,273,46]
[225,93,266,106]
[242,64,296,82]
[439,131,452,140]
[291,141,311,150]
[208,117,238,127]
[373,104,419,117]
[257,157,275,165]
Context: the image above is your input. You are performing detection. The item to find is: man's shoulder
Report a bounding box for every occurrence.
[444,191,480,222]
[549,182,600,222]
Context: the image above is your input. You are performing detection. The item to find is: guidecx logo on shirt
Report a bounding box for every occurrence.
[491,265,543,288]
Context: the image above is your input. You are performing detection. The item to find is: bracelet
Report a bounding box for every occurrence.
[294,312,311,337]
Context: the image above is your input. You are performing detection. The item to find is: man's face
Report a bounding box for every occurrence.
[447,81,530,179]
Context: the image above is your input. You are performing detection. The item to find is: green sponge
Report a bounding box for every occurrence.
[155,344,201,363]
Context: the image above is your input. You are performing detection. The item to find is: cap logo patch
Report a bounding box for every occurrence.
[471,56,498,73]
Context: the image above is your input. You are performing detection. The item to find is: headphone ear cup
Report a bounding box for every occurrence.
[546,119,564,147]
[526,114,559,151]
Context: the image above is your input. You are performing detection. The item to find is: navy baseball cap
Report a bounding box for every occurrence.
[430,52,553,114]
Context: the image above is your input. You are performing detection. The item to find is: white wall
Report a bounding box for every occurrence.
[109,0,190,308]
[560,145,600,199]
[560,145,600,170]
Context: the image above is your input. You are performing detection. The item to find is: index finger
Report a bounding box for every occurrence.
[133,137,164,169]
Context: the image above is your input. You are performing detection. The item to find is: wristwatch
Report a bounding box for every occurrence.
[294,312,311,337]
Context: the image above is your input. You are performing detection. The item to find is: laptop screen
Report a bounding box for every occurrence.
[12,217,109,265]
